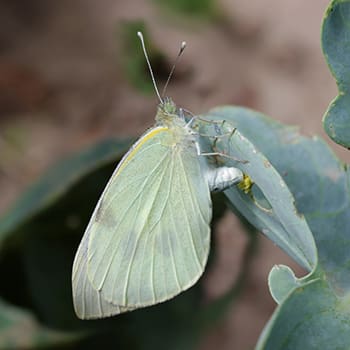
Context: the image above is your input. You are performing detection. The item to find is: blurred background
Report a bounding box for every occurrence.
[0,0,347,349]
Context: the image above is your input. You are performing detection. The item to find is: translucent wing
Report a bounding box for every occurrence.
[72,126,212,318]
[72,226,133,319]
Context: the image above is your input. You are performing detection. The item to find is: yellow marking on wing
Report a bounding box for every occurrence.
[116,127,169,175]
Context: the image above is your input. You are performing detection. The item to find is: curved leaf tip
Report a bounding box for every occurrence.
[322,0,350,148]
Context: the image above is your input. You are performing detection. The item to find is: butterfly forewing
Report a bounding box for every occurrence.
[74,125,211,315]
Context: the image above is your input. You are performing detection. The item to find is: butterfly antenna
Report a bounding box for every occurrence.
[137,31,163,104]
[162,41,186,98]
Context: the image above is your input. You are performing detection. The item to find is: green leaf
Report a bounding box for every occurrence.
[0,298,79,349]
[0,138,132,248]
[268,265,302,304]
[202,106,350,348]
[194,116,317,272]
[322,0,350,147]
[256,279,350,350]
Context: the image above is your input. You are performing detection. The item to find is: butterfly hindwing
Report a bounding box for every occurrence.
[72,126,212,318]
[72,226,133,319]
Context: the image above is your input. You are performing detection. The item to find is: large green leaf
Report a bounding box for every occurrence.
[202,105,350,348]
[256,279,350,349]
[322,0,350,147]
[194,117,317,272]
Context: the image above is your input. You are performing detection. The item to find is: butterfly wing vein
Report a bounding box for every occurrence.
[72,127,212,318]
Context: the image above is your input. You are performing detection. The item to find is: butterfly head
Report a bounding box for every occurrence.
[160,97,177,114]
[156,97,179,122]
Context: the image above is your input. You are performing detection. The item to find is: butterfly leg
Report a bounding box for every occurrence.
[191,118,238,140]
[198,134,248,164]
